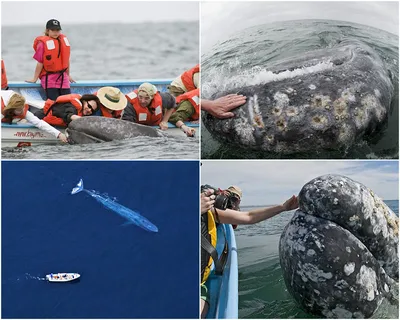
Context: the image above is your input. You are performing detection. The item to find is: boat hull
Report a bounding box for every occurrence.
[206,224,238,319]
[2,80,199,147]
[46,273,80,282]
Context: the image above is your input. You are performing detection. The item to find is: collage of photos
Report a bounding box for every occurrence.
[1,1,399,320]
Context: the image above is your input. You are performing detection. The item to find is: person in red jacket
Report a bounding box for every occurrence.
[123,82,176,130]
[168,64,199,97]
[26,19,75,100]
[169,88,200,137]
[1,59,8,90]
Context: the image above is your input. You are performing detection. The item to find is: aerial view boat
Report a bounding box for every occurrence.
[2,80,199,148]
[46,273,80,283]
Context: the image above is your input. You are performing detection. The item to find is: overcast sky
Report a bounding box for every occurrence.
[1,1,199,26]
[201,161,399,206]
[202,1,399,52]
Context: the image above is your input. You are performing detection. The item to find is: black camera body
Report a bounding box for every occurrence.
[201,184,230,210]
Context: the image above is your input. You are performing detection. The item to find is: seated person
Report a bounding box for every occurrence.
[1,59,8,90]
[168,64,199,97]
[1,90,67,143]
[122,82,176,130]
[168,88,199,137]
[95,86,127,119]
[39,93,100,127]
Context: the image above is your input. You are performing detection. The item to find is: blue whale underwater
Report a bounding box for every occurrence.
[71,179,158,232]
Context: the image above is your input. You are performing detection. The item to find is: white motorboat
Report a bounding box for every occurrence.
[46,273,80,282]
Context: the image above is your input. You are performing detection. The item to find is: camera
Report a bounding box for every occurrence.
[201,184,230,210]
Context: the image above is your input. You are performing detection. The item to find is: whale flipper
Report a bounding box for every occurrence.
[71,179,84,195]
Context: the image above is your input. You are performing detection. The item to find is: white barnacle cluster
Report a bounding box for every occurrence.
[361,94,386,122]
[297,262,333,283]
[247,94,265,129]
[355,265,378,301]
[344,262,356,276]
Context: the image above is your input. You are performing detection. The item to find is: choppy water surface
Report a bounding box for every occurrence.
[236,201,399,318]
[201,20,398,159]
[1,22,199,159]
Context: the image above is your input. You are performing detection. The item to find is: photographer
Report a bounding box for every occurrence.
[200,186,299,318]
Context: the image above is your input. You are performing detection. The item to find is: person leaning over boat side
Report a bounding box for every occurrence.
[202,94,247,119]
[168,64,199,97]
[1,90,68,143]
[200,188,299,318]
[26,19,75,100]
[168,88,199,137]
[122,82,176,130]
[1,59,8,90]
[95,87,128,119]
[41,94,100,127]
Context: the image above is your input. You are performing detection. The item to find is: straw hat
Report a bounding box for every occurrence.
[227,185,242,199]
[138,82,158,98]
[2,91,25,112]
[97,87,127,111]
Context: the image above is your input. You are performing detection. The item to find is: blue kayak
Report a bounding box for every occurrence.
[205,224,238,319]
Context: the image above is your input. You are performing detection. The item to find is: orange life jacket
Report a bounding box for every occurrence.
[176,88,200,121]
[42,94,82,127]
[93,91,122,119]
[33,35,71,78]
[1,97,29,123]
[181,64,199,92]
[1,60,8,89]
[126,90,163,125]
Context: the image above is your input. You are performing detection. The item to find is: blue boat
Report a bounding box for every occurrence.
[2,80,199,147]
[205,224,238,319]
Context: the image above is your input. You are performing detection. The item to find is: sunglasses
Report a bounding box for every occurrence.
[86,101,97,114]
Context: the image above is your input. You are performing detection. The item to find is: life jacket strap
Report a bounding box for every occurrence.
[201,228,229,276]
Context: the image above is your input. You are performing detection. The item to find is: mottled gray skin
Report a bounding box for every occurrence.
[279,174,399,318]
[203,40,394,154]
[66,117,162,144]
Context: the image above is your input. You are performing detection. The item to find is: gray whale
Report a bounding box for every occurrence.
[279,174,398,318]
[203,40,395,154]
[66,117,162,144]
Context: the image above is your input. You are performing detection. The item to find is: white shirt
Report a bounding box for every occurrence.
[1,90,61,139]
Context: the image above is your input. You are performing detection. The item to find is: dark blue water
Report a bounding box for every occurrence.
[2,161,199,319]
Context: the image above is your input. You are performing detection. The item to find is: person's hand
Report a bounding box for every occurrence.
[70,115,82,121]
[159,121,168,130]
[207,94,247,119]
[282,195,299,211]
[201,189,215,214]
[181,125,196,137]
[57,133,68,143]
[69,77,76,83]
[25,79,38,83]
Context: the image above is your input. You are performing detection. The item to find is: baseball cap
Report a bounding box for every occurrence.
[46,19,62,30]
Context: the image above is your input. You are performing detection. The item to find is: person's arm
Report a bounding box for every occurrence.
[26,42,44,83]
[26,62,43,83]
[121,102,137,122]
[169,101,196,136]
[51,102,79,125]
[67,63,75,83]
[201,94,247,119]
[25,111,67,142]
[159,92,176,130]
[214,195,298,225]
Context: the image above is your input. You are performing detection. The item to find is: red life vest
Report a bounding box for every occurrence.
[181,64,199,92]
[93,91,122,119]
[176,88,200,121]
[33,35,71,78]
[1,59,8,89]
[1,97,29,123]
[126,90,163,125]
[42,94,82,127]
